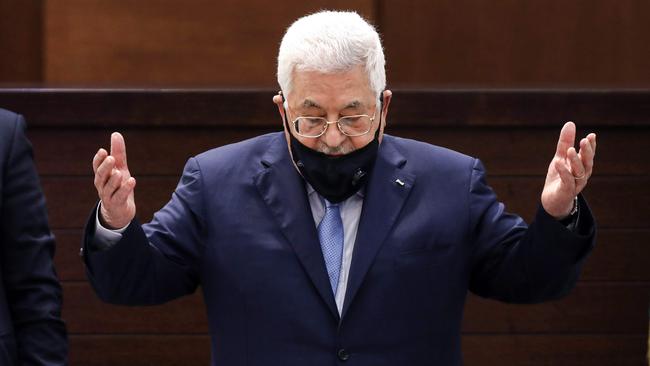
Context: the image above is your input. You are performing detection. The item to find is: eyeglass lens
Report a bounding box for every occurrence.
[295,116,371,137]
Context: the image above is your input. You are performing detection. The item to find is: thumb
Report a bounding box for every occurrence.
[110,132,129,170]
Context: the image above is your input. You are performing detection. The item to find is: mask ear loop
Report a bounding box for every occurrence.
[279,91,292,132]
[374,90,385,139]
[279,91,307,171]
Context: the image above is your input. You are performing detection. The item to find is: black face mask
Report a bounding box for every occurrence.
[282,94,383,203]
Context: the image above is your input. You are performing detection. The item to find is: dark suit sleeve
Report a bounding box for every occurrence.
[468,159,595,304]
[82,157,206,305]
[0,114,68,365]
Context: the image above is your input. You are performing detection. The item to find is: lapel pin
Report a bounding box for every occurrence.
[395,178,405,186]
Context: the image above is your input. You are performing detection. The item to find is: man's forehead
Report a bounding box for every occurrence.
[289,66,374,108]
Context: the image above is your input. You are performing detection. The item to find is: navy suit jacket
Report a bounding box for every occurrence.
[84,132,595,365]
[0,109,68,365]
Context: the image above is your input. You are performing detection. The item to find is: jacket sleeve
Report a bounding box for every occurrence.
[468,159,596,304]
[83,157,206,305]
[0,114,68,365]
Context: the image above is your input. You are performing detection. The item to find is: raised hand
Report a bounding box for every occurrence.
[541,122,597,219]
[92,132,137,229]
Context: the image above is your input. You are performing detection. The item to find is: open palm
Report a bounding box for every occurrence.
[541,122,597,219]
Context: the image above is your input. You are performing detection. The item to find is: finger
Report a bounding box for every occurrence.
[555,121,576,159]
[92,148,108,174]
[568,147,586,178]
[587,133,597,155]
[94,156,115,193]
[112,177,136,203]
[110,132,129,170]
[578,137,594,175]
[103,169,123,200]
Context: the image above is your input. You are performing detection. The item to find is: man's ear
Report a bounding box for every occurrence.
[381,89,392,121]
[378,90,393,139]
[272,91,287,123]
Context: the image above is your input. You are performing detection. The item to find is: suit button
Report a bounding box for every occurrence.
[337,348,350,361]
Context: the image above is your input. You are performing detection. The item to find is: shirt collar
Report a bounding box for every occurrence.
[305,183,365,200]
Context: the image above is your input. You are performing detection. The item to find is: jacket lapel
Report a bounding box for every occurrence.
[253,135,340,320]
[342,137,415,318]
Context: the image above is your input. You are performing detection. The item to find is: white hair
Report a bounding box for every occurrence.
[277,10,386,99]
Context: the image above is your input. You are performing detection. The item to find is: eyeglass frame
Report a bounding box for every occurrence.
[288,107,378,138]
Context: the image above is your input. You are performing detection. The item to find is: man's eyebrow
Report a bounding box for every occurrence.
[302,99,323,109]
[300,99,364,110]
[343,100,363,109]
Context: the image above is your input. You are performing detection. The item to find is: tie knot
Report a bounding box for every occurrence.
[324,199,339,209]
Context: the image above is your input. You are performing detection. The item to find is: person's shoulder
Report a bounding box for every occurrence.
[0,108,21,134]
[190,132,284,178]
[383,134,475,169]
[0,109,24,156]
[382,134,479,185]
[0,108,19,120]
[194,132,282,162]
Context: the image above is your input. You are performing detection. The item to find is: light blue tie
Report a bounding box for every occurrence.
[318,200,344,295]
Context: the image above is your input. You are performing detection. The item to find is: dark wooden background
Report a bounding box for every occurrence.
[2,0,650,88]
[1,0,649,365]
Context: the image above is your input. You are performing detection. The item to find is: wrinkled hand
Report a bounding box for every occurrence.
[541,122,597,219]
[92,132,136,229]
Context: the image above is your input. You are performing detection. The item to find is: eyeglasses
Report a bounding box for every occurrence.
[291,110,377,138]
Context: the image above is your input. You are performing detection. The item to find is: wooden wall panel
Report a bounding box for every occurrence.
[0,0,42,83]
[44,0,374,86]
[461,335,646,366]
[63,284,208,334]
[68,334,646,366]
[5,1,650,87]
[381,0,650,88]
[581,229,650,281]
[27,126,650,177]
[463,283,650,334]
[3,90,650,128]
[69,335,211,366]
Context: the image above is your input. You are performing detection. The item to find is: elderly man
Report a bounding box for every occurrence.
[84,11,596,365]
[0,108,68,365]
